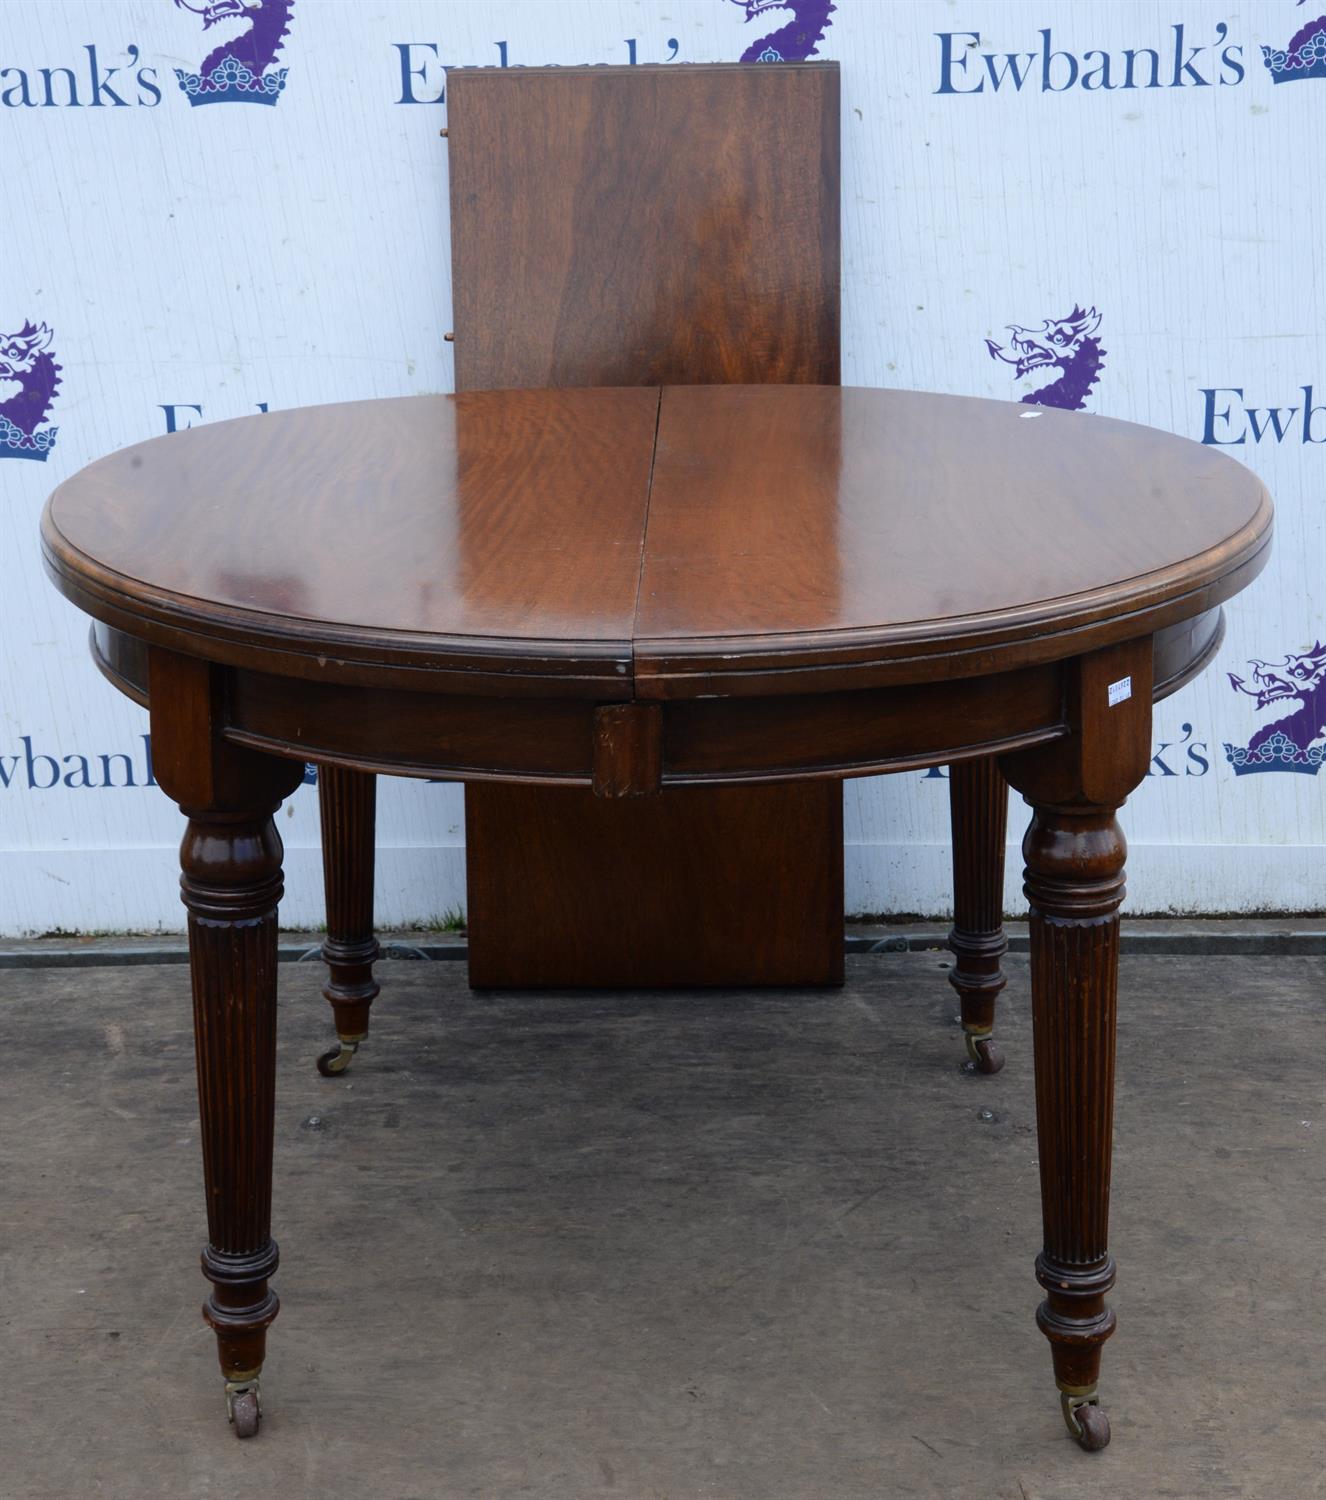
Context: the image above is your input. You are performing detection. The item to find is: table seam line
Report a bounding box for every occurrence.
[629,386,665,700]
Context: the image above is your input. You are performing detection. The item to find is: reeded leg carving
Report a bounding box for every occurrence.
[149,648,305,1437]
[1022,801,1125,1451]
[948,757,1009,1074]
[181,806,288,1439]
[1001,636,1153,1451]
[317,765,379,1077]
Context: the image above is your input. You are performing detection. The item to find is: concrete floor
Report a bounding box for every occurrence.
[4,951,1324,1499]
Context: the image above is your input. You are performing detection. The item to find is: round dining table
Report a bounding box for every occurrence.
[41,383,1272,1449]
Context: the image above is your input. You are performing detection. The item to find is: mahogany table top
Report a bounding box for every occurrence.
[42,385,1271,700]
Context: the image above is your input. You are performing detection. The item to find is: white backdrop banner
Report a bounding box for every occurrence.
[2,0,1323,933]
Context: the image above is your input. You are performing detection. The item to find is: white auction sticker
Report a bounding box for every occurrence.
[1108,676,1132,707]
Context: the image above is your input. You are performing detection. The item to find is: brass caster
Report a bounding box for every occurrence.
[316,1037,362,1077]
[1060,1388,1110,1452]
[963,1029,1005,1075]
[225,1376,262,1440]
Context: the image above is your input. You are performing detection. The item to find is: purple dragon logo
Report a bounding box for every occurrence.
[172,0,292,106]
[1262,13,1326,83]
[1224,642,1326,775]
[0,322,61,462]
[985,305,1106,412]
[731,0,837,62]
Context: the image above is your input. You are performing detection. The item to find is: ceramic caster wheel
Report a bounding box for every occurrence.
[1062,1395,1110,1452]
[230,1390,260,1439]
[964,1032,1005,1075]
[316,1038,360,1077]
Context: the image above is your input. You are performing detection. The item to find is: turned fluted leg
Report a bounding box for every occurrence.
[149,648,305,1438]
[1021,800,1125,1451]
[1001,637,1153,1452]
[948,757,1009,1074]
[316,766,380,1077]
[181,807,289,1437]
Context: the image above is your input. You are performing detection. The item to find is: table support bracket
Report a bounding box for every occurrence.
[592,703,663,798]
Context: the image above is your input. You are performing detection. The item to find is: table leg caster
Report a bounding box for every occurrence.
[225,1375,262,1439]
[316,1036,363,1077]
[1060,1388,1110,1452]
[963,1028,1005,1075]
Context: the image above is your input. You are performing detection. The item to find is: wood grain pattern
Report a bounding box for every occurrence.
[43,387,1272,694]
[447,64,840,391]
[634,386,1272,695]
[44,388,659,693]
[448,60,844,991]
[466,781,844,989]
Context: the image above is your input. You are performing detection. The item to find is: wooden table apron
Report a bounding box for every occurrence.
[39,384,1272,1447]
[84,604,1225,790]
